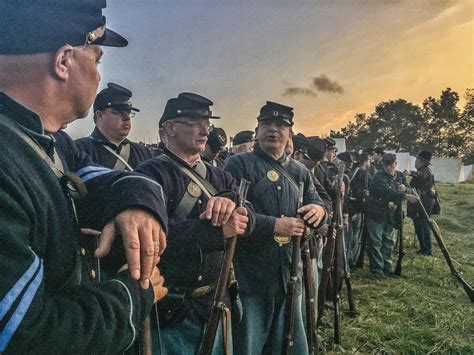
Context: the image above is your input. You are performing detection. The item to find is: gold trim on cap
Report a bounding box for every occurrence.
[87,25,106,44]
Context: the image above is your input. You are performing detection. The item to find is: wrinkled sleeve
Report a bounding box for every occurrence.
[0,173,153,353]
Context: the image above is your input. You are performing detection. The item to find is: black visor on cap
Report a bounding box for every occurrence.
[93,27,128,47]
[107,103,140,112]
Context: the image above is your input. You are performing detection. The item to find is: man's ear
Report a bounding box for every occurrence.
[52,44,74,82]
[163,122,175,137]
[288,127,294,140]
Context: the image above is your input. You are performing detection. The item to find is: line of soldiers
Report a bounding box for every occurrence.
[0,1,438,354]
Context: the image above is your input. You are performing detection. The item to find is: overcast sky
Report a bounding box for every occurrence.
[66,0,473,143]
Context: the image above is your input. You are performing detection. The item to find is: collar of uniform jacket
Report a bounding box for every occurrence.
[90,126,130,150]
[0,92,56,156]
[0,92,44,133]
[254,143,288,164]
[164,146,203,169]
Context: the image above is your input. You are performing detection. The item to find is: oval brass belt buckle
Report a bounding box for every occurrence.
[274,234,291,246]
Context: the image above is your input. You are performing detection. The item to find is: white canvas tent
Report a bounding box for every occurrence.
[430,158,464,183]
[462,165,473,181]
[396,152,411,172]
[333,138,346,153]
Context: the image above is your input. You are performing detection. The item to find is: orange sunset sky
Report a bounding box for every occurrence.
[66,0,473,143]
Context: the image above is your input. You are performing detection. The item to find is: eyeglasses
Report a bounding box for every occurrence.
[104,109,135,119]
[172,120,214,131]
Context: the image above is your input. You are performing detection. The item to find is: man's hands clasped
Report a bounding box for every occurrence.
[274,204,326,237]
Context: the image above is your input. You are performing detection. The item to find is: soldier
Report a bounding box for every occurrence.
[76,83,152,170]
[291,134,332,288]
[366,154,417,276]
[372,147,385,174]
[292,133,332,214]
[231,130,255,155]
[0,1,168,352]
[323,137,338,163]
[404,150,435,255]
[135,92,254,354]
[225,101,327,355]
[348,152,372,266]
[201,126,227,168]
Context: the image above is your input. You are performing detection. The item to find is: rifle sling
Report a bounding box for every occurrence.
[0,114,64,178]
[103,143,133,171]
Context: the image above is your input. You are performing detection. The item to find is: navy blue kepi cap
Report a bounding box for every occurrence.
[0,1,128,54]
[94,83,140,112]
[233,130,255,145]
[292,133,310,159]
[257,101,294,126]
[159,92,220,127]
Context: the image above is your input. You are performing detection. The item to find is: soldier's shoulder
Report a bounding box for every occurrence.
[74,136,93,148]
[288,157,308,173]
[226,151,255,165]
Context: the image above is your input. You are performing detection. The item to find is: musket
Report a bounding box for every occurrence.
[139,316,152,355]
[355,170,369,269]
[339,173,356,317]
[282,182,305,355]
[332,163,345,344]
[412,189,474,302]
[394,178,405,277]
[301,231,318,354]
[199,179,250,355]
[317,222,335,326]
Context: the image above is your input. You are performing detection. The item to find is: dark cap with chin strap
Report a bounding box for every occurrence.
[159,92,220,128]
[257,101,294,126]
[93,83,139,113]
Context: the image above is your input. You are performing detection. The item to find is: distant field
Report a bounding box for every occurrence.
[318,181,474,353]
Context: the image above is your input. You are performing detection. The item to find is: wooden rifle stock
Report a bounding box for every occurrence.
[412,190,474,302]
[139,315,152,355]
[394,205,404,277]
[282,182,305,355]
[301,235,318,354]
[199,179,251,355]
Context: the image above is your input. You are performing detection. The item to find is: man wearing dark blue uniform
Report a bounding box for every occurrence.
[201,126,228,169]
[0,1,168,352]
[224,101,327,355]
[76,83,152,170]
[366,154,417,276]
[135,92,255,354]
[405,150,436,255]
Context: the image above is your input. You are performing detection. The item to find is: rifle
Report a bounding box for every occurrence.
[301,232,318,354]
[354,170,369,269]
[354,213,366,268]
[335,164,359,343]
[199,179,251,355]
[317,222,336,327]
[282,182,305,355]
[139,316,152,355]
[394,178,405,277]
[412,189,474,302]
[332,163,345,344]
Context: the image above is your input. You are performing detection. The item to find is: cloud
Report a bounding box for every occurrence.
[282,87,317,97]
[312,74,344,94]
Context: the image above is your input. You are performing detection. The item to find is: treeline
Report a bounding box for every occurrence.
[330,88,474,159]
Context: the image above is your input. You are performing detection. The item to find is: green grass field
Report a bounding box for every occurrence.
[319,181,474,353]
